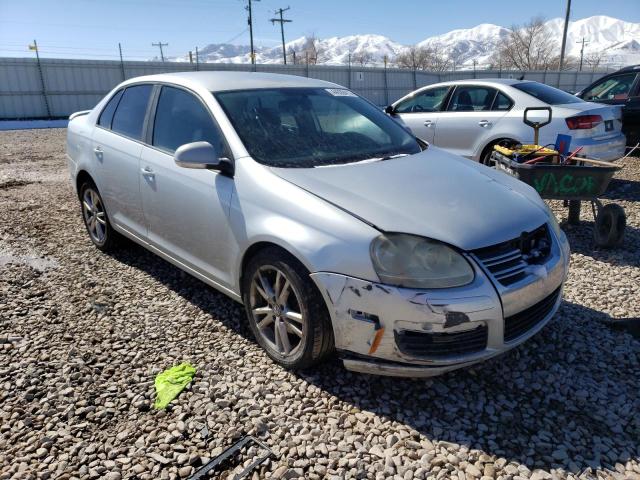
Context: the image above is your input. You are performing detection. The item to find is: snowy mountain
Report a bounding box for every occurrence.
[173,16,640,69]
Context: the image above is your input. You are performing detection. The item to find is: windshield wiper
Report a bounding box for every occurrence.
[314,153,410,168]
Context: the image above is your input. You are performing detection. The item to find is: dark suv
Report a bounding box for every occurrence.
[577,65,640,147]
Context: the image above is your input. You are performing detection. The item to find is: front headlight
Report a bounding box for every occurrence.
[542,202,563,240]
[370,234,474,289]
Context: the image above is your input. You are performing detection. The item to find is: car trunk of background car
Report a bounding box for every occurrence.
[537,103,624,158]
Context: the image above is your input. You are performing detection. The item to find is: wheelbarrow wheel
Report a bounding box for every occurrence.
[594,203,626,248]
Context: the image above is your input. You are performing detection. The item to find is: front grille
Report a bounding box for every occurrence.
[504,287,561,342]
[472,224,551,286]
[395,325,488,358]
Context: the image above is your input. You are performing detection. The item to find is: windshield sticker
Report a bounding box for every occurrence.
[325,88,357,97]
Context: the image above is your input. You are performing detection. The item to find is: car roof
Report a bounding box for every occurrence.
[617,64,640,73]
[426,78,525,88]
[120,71,341,92]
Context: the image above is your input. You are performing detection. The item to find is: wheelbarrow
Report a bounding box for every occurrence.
[490,107,626,248]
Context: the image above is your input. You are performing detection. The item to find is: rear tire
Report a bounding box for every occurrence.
[79,181,120,252]
[242,247,334,370]
[480,139,516,166]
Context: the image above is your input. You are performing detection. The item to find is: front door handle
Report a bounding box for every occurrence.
[93,146,103,155]
[423,120,433,127]
[478,120,492,127]
[141,166,155,177]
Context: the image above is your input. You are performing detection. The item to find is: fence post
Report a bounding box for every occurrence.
[32,40,51,118]
[306,53,309,77]
[413,69,417,90]
[195,46,200,71]
[573,70,579,93]
[118,43,126,81]
[347,52,351,89]
[384,63,389,106]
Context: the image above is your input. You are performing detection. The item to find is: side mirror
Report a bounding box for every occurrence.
[174,141,233,176]
[384,105,396,115]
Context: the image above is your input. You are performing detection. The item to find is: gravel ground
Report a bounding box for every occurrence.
[1,128,639,480]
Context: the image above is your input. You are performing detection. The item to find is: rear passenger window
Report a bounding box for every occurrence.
[447,86,497,112]
[152,86,225,154]
[111,85,153,141]
[98,90,123,129]
[492,92,513,111]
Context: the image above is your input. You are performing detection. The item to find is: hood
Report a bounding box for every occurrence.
[271,147,549,251]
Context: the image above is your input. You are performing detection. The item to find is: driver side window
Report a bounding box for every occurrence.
[152,86,227,155]
[582,73,637,101]
[395,87,450,113]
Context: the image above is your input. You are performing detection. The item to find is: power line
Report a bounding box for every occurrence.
[152,41,169,62]
[245,0,260,66]
[270,6,292,65]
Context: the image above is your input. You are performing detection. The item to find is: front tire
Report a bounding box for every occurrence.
[79,182,119,252]
[242,248,334,370]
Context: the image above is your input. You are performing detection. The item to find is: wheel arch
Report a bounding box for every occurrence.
[238,240,313,297]
[478,137,519,163]
[75,170,95,198]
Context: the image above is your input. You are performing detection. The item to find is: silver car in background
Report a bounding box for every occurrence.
[66,72,570,377]
[387,79,626,163]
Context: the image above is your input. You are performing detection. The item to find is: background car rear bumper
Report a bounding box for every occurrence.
[572,133,626,161]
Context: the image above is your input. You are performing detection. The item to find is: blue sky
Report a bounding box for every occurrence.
[0,0,638,59]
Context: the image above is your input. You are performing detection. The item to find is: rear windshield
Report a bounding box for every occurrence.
[513,82,583,105]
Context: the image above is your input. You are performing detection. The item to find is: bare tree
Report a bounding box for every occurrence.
[394,44,451,71]
[286,34,326,65]
[352,50,373,66]
[492,17,575,70]
[584,51,605,71]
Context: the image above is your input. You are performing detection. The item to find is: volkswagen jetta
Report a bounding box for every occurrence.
[66,72,570,376]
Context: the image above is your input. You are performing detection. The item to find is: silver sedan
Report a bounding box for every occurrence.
[387,79,626,163]
[66,72,570,377]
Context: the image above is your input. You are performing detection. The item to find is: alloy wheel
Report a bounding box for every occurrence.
[82,188,107,244]
[249,265,305,357]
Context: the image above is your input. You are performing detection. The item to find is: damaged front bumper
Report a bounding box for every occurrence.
[310,226,570,377]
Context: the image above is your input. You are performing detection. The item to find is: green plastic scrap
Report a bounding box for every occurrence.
[154,362,196,409]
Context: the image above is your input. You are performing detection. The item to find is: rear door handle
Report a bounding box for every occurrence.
[93,146,103,155]
[141,166,155,177]
[478,120,491,127]
[423,120,433,127]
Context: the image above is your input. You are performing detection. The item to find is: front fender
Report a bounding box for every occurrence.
[229,157,381,294]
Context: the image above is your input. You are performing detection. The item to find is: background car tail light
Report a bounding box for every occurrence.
[565,115,603,129]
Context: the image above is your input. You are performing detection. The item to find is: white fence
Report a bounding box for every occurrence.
[0,57,609,119]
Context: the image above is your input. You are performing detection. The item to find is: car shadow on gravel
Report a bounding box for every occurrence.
[106,243,640,476]
[561,221,640,267]
[303,300,640,476]
[603,178,640,201]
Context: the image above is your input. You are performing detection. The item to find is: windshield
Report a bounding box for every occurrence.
[513,82,583,105]
[214,87,421,167]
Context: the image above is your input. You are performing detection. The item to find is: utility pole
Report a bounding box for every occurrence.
[118,43,126,80]
[152,41,168,62]
[246,0,260,66]
[559,0,571,71]
[270,7,292,65]
[576,37,588,71]
[29,39,51,118]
